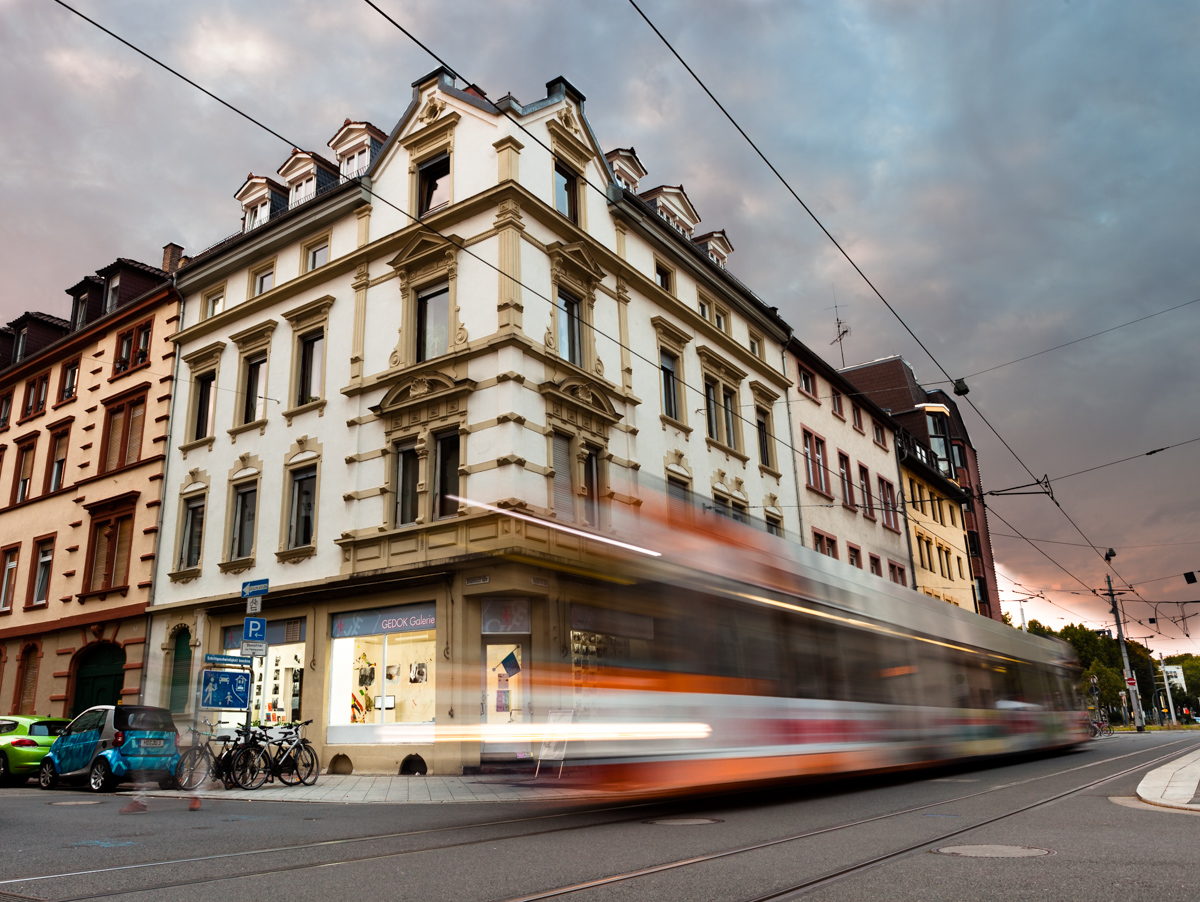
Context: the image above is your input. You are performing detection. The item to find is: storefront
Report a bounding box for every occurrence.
[218,618,307,732]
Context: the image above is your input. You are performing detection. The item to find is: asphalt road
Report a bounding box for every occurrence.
[3,733,1197,902]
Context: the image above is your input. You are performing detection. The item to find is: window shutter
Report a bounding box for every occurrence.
[124,401,145,466]
[89,523,111,591]
[552,434,574,522]
[169,629,192,714]
[105,408,125,471]
[285,620,301,643]
[112,516,133,586]
[19,448,33,481]
[668,479,689,524]
[18,649,39,715]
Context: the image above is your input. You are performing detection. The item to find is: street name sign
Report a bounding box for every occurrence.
[204,653,252,667]
[241,579,269,598]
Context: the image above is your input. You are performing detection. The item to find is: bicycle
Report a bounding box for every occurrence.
[1086,717,1114,738]
[231,720,319,790]
[176,721,257,790]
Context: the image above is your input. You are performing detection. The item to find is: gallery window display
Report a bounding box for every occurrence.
[327,602,437,744]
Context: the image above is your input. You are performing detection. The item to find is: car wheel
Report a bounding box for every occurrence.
[89,759,116,793]
[39,758,58,790]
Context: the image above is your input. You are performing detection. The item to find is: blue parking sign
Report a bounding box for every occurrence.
[201,670,251,710]
[243,617,267,643]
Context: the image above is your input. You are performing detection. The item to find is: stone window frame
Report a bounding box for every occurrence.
[695,345,748,462]
[664,450,694,526]
[282,296,334,424]
[749,380,781,478]
[179,340,225,458]
[378,372,471,530]
[247,257,278,301]
[546,429,607,529]
[748,332,764,360]
[168,468,210,583]
[547,109,593,231]
[387,232,468,371]
[402,109,460,220]
[200,282,227,322]
[541,376,621,527]
[545,242,605,379]
[300,230,332,275]
[227,320,277,440]
[652,256,676,296]
[220,453,262,574]
[276,436,322,564]
[651,316,692,435]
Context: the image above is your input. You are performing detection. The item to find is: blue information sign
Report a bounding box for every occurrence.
[243,617,267,643]
[200,669,251,710]
[204,653,252,667]
[242,579,269,599]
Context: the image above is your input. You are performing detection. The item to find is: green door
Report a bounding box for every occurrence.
[72,644,126,716]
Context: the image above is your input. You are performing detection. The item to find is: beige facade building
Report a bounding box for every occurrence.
[0,254,180,718]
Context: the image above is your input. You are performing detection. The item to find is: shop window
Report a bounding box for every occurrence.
[84,511,133,593]
[222,620,308,728]
[287,466,317,549]
[101,394,145,473]
[394,442,419,527]
[28,538,53,607]
[45,430,69,493]
[416,282,450,363]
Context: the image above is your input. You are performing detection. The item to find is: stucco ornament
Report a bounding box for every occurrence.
[557,107,582,136]
[419,96,446,124]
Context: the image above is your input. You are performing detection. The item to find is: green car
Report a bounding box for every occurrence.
[0,716,71,785]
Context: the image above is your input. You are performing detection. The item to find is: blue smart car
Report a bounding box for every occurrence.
[39,705,180,792]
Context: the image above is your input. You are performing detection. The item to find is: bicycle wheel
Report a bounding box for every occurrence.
[280,745,318,786]
[1102,721,1114,736]
[299,745,319,786]
[232,746,270,790]
[176,747,210,791]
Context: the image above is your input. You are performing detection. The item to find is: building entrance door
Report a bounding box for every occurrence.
[72,643,126,716]
[481,638,530,758]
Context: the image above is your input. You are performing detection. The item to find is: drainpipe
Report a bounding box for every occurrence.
[893,432,917,588]
[781,348,805,545]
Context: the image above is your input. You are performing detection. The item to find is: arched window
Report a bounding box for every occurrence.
[17,645,39,715]
[169,628,192,714]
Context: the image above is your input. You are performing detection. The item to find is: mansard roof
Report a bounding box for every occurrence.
[277,148,340,181]
[638,184,701,231]
[234,173,288,203]
[326,119,387,150]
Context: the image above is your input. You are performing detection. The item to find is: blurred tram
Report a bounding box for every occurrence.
[515,486,1087,793]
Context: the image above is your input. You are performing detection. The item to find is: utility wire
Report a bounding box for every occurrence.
[989,434,1200,494]
[991,533,1200,550]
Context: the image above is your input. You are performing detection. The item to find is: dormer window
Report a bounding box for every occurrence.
[418,154,451,216]
[105,276,120,313]
[246,200,270,231]
[13,328,26,362]
[290,176,315,208]
[71,297,88,330]
[341,147,369,179]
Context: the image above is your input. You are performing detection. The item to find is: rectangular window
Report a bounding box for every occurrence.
[86,513,132,592]
[296,331,324,406]
[756,408,772,467]
[0,548,17,611]
[798,367,816,397]
[918,537,929,570]
[242,355,267,424]
[869,554,882,577]
[554,162,578,222]
[722,389,738,451]
[698,299,709,320]
[193,372,215,440]
[556,290,582,366]
[660,351,679,421]
[0,392,10,428]
[395,443,419,527]
[838,453,853,507]
[60,360,79,402]
[230,484,257,560]
[852,405,863,431]
[927,412,952,476]
[804,431,828,494]
[105,275,120,313]
[31,539,53,606]
[704,380,719,440]
[246,201,269,230]
[46,432,68,493]
[13,444,35,503]
[287,467,317,548]
[290,176,315,207]
[552,433,574,523]
[178,496,205,570]
[582,447,600,527]
[342,147,369,177]
[254,268,274,296]
[968,531,982,557]
[872,419,887,448]
[749,335,762,358]
[433,433,460,520]
[813,530,837,559]
[655,264,671,292]
[22,375,49,419]
[859,465,874,519]
[879,478,899,530]
[71,297,88,330]
[889,562,907,587]
[667,477,691,525]
[848,546,862,569]
[13,329,27,362]
[204,291,224,320]
[418,153,451,216]
[831,389,844,418]
[307,241,329,271]
[114,322,152,375]
[416,283,450,363]
[765,516,782,537]
[714,309,728,332]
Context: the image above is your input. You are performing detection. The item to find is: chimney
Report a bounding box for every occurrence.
[162,243,185,274]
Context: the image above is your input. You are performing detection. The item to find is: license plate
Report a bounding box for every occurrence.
[141,739,164,748]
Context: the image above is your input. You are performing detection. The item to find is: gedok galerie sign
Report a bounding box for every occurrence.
[331,602,437,639]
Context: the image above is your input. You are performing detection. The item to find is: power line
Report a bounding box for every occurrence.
[989,434,1200,494]
[991,532,1200,550]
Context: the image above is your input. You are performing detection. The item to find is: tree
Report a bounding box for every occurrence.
[1078,660,1123,711]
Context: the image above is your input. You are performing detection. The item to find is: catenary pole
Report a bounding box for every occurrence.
[1108,574,1145,731]
[1159,652,1178,727]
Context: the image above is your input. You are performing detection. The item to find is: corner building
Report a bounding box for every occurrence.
[145,70,798,774]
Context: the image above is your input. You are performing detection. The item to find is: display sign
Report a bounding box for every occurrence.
[204,653,252,667]
[241,640,267,658]
[201,669,251,710]
[242,579,269,598]
[331,602,436,638]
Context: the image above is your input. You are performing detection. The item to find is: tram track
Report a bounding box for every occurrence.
[6,738,1193,902]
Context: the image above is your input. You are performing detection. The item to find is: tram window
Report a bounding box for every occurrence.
[840,629,888,704]
[875,638,918,706]
[740,610,783,689]
[917,649,953,708]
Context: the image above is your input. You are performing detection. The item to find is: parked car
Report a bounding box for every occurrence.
[0,716,71,785]
[39,705,180,792]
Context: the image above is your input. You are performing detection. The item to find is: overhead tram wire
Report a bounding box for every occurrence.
[53,0,1111,613]
[50,0,881,506]
[623,0,1168,595]
[988,433,1200,495]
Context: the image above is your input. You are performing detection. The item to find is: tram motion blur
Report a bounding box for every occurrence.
[494,485,1086,794]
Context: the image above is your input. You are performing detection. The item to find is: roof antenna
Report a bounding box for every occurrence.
[828,286,851,368]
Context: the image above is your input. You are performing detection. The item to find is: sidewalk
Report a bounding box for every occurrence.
[1136,747,1200,811]
[125,773,610,805]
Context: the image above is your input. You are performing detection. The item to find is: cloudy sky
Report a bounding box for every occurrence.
[3,0,1198,652]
